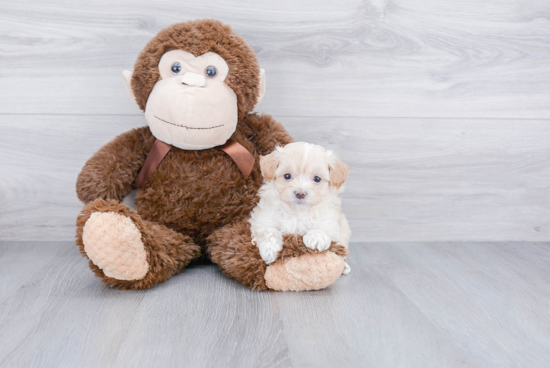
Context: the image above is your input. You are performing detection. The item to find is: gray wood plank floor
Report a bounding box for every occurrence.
[1,241,549,368]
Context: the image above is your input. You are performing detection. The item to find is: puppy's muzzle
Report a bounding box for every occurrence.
[294,191,307,200]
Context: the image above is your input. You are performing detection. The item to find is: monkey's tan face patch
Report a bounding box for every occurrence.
[145,50,238,150]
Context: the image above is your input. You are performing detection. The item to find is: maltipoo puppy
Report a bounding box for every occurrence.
[249,142,351,274]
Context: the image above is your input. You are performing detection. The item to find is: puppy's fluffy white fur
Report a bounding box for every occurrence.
[249,142,351,274]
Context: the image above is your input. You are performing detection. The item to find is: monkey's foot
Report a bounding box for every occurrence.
[206,221,348,292]
[82,211,148,281]
[76,199,201,290]
[265,235,347,291]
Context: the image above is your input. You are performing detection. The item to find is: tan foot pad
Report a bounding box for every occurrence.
[265,251,345,291]
[82,211,149,281]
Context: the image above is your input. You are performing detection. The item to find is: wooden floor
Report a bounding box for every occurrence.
[1,241,549,367]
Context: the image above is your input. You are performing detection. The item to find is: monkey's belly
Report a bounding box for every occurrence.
[133,150,261,242]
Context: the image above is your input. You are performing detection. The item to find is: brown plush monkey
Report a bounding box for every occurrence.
[75,19,347,291]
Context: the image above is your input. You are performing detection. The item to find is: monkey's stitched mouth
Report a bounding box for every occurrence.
[154,115,224,130]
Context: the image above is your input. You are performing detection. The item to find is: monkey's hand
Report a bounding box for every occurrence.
[76,127,152,203]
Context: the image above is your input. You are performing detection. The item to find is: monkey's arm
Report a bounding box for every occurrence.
[76,127,154,203]
[241,113,294,155]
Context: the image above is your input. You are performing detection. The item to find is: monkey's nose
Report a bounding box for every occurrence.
[181,72,206,87]
[294,191,307,200]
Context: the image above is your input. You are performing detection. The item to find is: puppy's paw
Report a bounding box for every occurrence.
[258,229,283,264]
[303,229,332,251]
[343,262,351,275]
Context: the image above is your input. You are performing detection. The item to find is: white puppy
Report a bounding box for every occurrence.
[249,142,351,274]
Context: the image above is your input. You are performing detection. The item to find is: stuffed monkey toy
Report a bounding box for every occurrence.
[75,19,348,291]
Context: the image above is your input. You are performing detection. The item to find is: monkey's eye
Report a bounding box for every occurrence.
[313,176,322,183]
[205,65,217,78]
[284,174,292,180]
[171,62,182,74]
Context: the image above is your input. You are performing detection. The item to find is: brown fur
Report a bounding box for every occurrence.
[76,128,153,203]
[277,235,348,262]
[77,114,292,246]
[206,220,268,291]
[76,112,293,288]
[131,19,260,119]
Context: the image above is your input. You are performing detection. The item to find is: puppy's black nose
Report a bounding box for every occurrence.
[295,191,307,199]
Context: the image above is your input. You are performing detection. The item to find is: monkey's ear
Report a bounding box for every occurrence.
[122,70,137,104]
[255,68,266,107]
[259,148,280,181]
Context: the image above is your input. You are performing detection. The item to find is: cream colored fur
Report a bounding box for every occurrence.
[249,142,351,274]
[82,212,149,281]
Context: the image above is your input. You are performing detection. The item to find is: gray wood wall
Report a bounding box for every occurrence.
[1,0,549,241]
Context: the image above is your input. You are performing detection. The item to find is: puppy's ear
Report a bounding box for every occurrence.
[327,151,349,189]
[260,148,281,181]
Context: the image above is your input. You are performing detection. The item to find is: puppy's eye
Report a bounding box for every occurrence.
[284,173,292,180]
[313,176,322,183]
[205,65,217,78]
[171,62,182,74]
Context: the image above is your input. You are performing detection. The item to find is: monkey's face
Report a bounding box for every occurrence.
[129,50,241,150]
[124,20,267,150]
